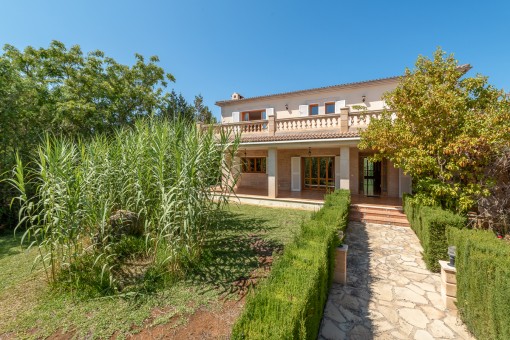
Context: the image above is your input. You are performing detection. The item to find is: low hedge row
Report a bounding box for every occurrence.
[231,190,350,340]
[447,227,510,340]
[403,196,466,272]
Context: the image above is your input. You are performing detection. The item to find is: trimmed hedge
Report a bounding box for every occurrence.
[447,228,510,340]
[403,196,466,272]
[231,190,350,340]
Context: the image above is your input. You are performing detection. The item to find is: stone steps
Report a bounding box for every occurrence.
[349,204,410,227]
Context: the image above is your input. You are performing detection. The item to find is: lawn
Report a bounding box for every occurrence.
[0,204,311,339]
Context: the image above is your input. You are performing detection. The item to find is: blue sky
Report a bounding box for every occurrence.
[2,0,509,119]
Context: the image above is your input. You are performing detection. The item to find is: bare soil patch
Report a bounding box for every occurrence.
[129,299,244,340]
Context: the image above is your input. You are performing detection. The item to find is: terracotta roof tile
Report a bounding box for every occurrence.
[239,131,360,143]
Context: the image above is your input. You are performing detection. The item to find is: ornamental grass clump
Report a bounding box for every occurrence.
[9,118,240,295]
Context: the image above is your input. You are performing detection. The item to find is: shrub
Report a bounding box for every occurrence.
[403,196,466,272]
[8,118,240,294]
[447,227,510,340]
[232,190,350,340]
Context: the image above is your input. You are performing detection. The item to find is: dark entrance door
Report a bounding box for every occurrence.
[362,157,382,196]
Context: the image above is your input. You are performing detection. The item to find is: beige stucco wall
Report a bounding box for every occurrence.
[220,79,399,123]
[349,148,360,194]
[386,160,400,197]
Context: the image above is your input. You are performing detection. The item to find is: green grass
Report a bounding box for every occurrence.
[0,204,310,339]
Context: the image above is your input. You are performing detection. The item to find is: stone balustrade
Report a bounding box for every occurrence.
[276,114,341,132]
[348,111,383,129]
[203,109,387,137]
[207,119,268,134]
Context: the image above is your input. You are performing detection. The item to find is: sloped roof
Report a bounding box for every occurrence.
[215,64,472,107]
[215,76,401,107]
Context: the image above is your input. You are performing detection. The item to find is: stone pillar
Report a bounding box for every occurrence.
[267,115,276,136]
[334,245,348,284]
[399,168,413,197]
[340,146,350,190]
[267,148,278,198]
[232,155,241,189]
[340,107,349,133]
[439,260,458,313]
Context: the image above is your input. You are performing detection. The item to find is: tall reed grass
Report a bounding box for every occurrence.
[9,118,240,294]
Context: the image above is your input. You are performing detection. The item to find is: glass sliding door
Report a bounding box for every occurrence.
[303,157,335,190]
[362,157,382,196]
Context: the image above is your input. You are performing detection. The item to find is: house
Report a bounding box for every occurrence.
[212,76,413,206]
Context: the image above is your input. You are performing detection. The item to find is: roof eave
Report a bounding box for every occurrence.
[215,63,473,107]
[215,76,401,107]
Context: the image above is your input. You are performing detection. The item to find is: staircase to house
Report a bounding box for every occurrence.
[349,203,410,227]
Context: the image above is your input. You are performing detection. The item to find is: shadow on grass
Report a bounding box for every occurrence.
[187,211,283,297]
[0,233,22,260]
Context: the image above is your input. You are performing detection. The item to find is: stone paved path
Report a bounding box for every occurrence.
[318,222,474,340]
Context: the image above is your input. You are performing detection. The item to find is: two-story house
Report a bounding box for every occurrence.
[213,76,413,207]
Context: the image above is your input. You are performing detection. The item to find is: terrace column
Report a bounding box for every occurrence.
[267,115,276,136]
[340,107,350,133]
[266,107,275,136]
[339,146,350,190]
[267,148,278,198]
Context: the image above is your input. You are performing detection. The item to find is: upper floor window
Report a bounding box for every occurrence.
[325,102,335,114]
[242,110,266,121]
[309,104,319,116]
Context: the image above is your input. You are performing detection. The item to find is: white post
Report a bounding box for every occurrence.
[268,148,278,198]
[291,157,301,192]
[340,146,350,190]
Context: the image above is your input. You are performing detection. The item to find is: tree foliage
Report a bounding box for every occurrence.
[360,48,510,212]
[0,41,215,228]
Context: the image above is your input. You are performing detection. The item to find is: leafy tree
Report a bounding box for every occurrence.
[0,40,214,228]
[161,90,195,121]
[359,48,510,212]
[193,94,216,123]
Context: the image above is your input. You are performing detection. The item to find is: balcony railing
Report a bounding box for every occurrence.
[276,114,341,132]
[207,119,268,134]
[348,111,383,128]
[203,110,385,137]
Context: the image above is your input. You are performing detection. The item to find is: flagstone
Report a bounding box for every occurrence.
[414,330,435,340]
[318,222,474,340]
[429,319,455,339]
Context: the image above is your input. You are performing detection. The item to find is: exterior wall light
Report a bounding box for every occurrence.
[362,95,366,103]
[285,103,289,110]
[448,246,456,267]
[308,147,312,157]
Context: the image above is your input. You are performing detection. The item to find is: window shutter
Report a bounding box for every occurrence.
[335,156,341,189]
[291,157,301,191]
[299,105,309,116]
[232,111,240,122]
[334,100,346,113]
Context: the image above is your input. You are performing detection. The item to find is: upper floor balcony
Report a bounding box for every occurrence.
[202,108,385,141]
